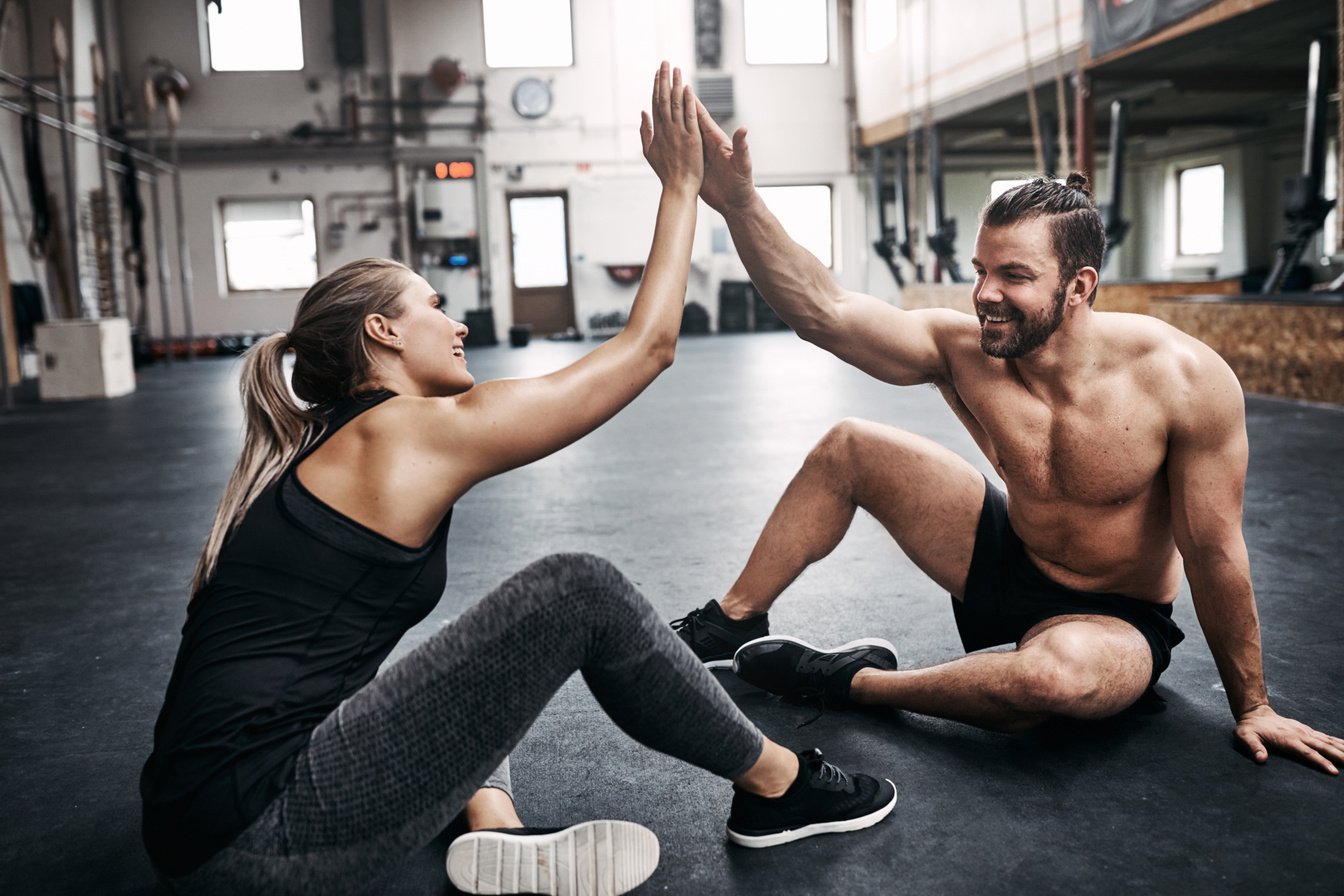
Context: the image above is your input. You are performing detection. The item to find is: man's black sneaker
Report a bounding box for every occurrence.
[446,819,659,895]
[733,635,898,707]
[671,599,770,668]
[726,748,897,848]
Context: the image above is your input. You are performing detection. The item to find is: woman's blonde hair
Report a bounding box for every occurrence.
[190,257,413,593]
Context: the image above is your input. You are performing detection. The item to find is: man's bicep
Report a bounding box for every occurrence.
[820,295,958,385]
[1167,372,1249,553]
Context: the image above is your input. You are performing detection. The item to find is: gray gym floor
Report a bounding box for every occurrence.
[2,332,1341,895]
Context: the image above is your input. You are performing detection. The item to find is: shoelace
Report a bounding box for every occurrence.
[802,751,853,792]
[669,609,702,635]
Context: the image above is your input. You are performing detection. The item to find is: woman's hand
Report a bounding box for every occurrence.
[639,62,703,191]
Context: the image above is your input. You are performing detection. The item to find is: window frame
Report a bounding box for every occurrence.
[219,196,320,295]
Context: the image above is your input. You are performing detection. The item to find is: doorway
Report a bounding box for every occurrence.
[506,192,576,336]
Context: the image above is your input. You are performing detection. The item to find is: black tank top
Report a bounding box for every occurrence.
[140,391,453,876]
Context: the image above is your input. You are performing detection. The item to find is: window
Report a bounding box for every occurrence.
[990,177,1066,200]
[221,199,317,292]
[991,179,1031,199]
[759,185,832,267]
[509,196,569,288]
[744,0,828,65]
[483,0,574,68]
[864,0,898,54]
[207,0,304,72]
[1176,164,1224,257]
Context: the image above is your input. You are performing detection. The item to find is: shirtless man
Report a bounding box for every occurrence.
[670,103,1343,774]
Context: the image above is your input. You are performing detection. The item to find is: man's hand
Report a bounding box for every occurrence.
[1236,705,1344,774]
[640,62,703,191]
[692,97,755,214]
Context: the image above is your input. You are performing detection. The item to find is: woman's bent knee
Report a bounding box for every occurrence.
[516,552,651,617]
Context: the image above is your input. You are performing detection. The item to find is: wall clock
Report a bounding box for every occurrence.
[511,77,553,119]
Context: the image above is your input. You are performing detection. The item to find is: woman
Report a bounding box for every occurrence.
[140,64,896,896]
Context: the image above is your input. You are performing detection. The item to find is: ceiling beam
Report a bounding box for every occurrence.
[1090,67,1326,93]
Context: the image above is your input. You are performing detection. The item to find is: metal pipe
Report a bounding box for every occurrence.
[383,0,410,264]
[471,147,491,309]
[0,215,12,409]
[165,93,195,359]
[144,79,173,364]
[51,19,86,319]
[1301,37,1326,180]
[0,68,173,171]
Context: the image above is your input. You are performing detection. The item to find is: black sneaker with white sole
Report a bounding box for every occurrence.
[446,819,659,895]
[727,748,897,848]
[732,635,899,707]
[670,599,770,668]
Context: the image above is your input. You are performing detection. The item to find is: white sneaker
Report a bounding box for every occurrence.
[446,819,659,895]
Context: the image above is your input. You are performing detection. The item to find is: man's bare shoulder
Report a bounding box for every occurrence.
[924,309,993,366]
[1096,312,1242,416]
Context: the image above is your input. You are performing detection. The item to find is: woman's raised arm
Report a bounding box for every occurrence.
[419,62,704,484]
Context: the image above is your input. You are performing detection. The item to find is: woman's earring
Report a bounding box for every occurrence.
[395,339,404,348]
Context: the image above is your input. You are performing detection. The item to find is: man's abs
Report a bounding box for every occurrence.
[1007,486,1183,604]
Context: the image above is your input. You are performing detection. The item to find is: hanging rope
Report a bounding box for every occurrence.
[1018,0,1046,174]
[1052,0,1071,173]
[1337,0,1342,252]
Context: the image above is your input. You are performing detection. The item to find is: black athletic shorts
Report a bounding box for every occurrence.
[952,479,1186,687]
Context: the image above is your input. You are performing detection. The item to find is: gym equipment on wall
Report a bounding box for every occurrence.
[163,86,197,359]
[1262,36,1335,294]
[0,37,175,341]
[110,74,151,351]
[871,145,918,288]
[142,73,175,362]
[1100,99,1131,266]
[89,43,120,318]
[924,125,966,283]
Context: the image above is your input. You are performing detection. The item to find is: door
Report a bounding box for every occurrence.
[507,192,575,336]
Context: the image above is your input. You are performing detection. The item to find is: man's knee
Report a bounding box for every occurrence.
[1013,627,1136,719]
[809,418,897,477]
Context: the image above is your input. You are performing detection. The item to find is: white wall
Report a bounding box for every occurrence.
[852,0,1083,134]
[73,0,858,339]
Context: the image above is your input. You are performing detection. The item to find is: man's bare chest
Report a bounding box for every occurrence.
[962,391,1168,506]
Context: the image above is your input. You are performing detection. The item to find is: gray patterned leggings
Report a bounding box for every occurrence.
[166,553,764,896]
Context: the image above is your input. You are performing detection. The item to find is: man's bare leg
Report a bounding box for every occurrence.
[720,418,987,621]
[848,616,1153,732]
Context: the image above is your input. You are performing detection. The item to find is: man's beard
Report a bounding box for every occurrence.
[978,282,1068,359]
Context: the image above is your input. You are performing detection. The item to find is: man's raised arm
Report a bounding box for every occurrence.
[1168,352,1344,774]
[694,100,956,387]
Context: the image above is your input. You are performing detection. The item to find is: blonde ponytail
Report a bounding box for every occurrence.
[190,333,320,593]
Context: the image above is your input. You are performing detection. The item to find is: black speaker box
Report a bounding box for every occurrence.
[332,0,366,68]
[718,280,750,333]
